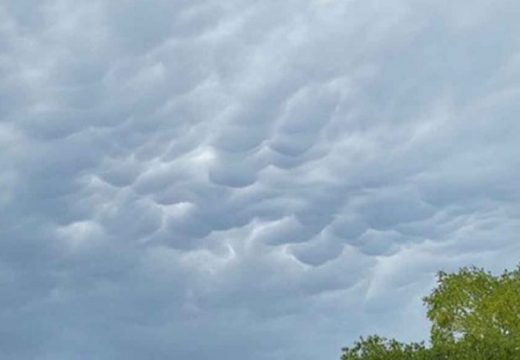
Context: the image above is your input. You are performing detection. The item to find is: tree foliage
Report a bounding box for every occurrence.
[341,265,520,359]
[341,336,430,360]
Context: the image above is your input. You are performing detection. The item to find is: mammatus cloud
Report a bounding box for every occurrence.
[1,0,520,359]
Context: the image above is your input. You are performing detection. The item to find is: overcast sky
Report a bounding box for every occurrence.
[1,0,520,359]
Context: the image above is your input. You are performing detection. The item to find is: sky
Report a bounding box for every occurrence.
[1,0,520,359]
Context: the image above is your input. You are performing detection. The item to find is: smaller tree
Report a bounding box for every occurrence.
[341,336,429,360]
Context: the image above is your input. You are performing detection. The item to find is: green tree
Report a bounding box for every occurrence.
[425,266,520,358]
[341,336,430,360]
[341,265,520,359]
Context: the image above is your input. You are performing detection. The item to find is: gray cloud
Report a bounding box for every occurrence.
[2,0,520,359]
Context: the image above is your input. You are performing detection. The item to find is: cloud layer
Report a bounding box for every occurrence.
[2,0,520,359]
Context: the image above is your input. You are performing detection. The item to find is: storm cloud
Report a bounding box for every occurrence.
[1,0,520,359]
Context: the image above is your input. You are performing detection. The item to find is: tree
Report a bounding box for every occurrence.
[341,336,430,360]
[425,265,520,359]
[341,265,520,359]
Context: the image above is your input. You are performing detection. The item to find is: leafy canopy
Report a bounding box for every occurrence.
[341,265,520,359]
